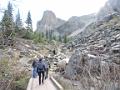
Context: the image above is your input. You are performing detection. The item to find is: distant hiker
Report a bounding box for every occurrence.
[53,49,56,55]
[44,58,50,79]
[37,58,45,85]
[32,60,37,78]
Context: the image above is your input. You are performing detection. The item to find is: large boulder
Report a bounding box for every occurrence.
[65,50,86,80]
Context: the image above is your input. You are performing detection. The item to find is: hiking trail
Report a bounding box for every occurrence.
[27,76,57,90]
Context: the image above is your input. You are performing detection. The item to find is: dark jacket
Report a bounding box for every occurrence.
[32,60,37,68]
[37,60,45,72]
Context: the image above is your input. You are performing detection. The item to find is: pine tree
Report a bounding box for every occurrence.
[23,11,33,39]
[15,9,22,29]
[26,11,32,30]
[8,1,13,18]
[63,34,67,43]
[38,32,42,42]
[1,10,15,45]
[53,35,57,41]
[1,2,15,46]
[2,10,14,36]
[59,35,62,42]
[41,32,44,38]
[46,30,49,39]
[49,30,53,40]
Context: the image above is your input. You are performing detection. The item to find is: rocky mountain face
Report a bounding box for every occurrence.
[36,11,95,37]
[36,10,65,33]
[97,0,120,20]
[56,14,95,36]
[64,0,120,89]
[65,14,120,90]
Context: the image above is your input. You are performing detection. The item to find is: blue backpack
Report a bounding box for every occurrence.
[37,61,45,72]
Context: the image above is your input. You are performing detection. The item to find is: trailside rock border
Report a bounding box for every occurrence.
[50,76,64,90]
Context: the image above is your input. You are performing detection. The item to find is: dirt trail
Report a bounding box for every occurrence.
[27,76,57,90]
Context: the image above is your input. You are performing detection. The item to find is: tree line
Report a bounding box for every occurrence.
[0,1,69,47]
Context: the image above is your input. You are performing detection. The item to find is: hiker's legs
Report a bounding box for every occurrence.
[45,68,48,79]
[38,72,41,85]
[41,71,45,83]
[32,68,34,78]
[32,67,37,78]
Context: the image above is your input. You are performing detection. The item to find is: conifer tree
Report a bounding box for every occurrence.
[59,35,62,42]
[15,9,22,29]
[8,1,13,18]
[63,34,67,43]
[26,11,32,31]
[1,10,15,45]
[1,1,14,38]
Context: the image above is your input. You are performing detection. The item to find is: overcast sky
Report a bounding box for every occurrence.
[0,0,108,30]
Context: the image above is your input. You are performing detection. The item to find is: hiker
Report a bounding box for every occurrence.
[37,58,45,85]
[44,58,50,79]
[32,60,38,78]
[53,49,56,55]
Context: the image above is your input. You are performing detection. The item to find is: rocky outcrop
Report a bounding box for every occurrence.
[97,0,120,20]
[56,14,95,36]
[36,11,95,37]
[65,7,120,90]
[36,10,65,33]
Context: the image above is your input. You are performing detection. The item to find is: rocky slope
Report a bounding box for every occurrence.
[56,14,95,36]
[64,0,120,89]
[97,0,120,20]
[36,10,65,33]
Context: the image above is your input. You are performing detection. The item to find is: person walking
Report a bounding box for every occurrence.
[32,60,37,78]
[37,58,45,85]
[44,58,50,79]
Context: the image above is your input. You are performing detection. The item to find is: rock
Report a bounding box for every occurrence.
[56,60,67,73]
[111,43,120,53]
[114,33,120,40]
[36,10,65,33]
[99,40,107,46]
[7,48,14,57]
[100,61,109,76]
[37,11,95,37]
[64,1,120,89]
[97,0,120,20]
[65,50,85,80]
[87,54,97,58]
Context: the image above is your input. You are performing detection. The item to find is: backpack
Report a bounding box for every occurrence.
[37,62,45,72]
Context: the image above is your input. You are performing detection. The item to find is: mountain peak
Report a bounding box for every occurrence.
[42,10,56,20]
[36,10,65,32]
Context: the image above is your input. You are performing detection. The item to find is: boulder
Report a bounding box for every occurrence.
[65,50,86,80]
[111,43,120,53]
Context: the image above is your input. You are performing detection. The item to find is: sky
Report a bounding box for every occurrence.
[0,0,108,30]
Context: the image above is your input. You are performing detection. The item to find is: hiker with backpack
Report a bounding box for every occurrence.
[37,58,45,85]
[32,60,38,78]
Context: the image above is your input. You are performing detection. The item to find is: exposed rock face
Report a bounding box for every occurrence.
[97,0,120,20]
[109,0,120,12]
[56,14,95,36]
[36,10,65,33]
[36,11,95,37]
[65,5,120,90]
